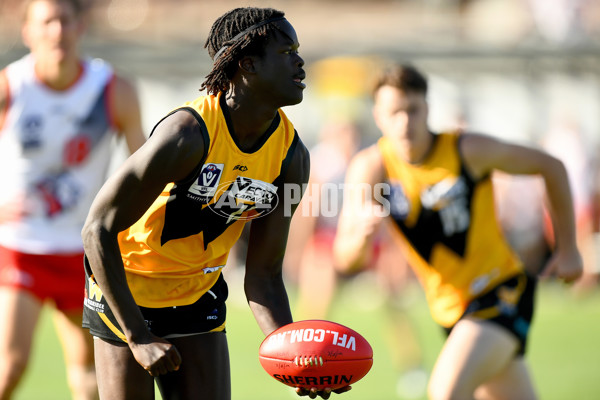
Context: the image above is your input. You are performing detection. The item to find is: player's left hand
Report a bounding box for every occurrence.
[539,245,583,283]
[295,385,352,399]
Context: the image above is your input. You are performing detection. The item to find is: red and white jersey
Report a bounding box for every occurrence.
[0,54,117,254]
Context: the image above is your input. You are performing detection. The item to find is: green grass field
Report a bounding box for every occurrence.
[12,277,600,400]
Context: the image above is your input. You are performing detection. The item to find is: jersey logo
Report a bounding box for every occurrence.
[389,175,474,262]
[388,183,410,220]
[188,163,224,201]
[36,172,81,217]
[209,176,278,223]
[233,164,248,172]
[420,177,470,236]
[64,134,92,166]
[161,175,279,248]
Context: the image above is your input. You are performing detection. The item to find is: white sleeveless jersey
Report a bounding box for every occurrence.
[0,54,116,254]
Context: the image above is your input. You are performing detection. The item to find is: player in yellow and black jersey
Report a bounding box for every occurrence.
[334,64,582,399]
[81,7,342,400]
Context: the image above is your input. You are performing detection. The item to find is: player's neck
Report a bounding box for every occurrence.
[225,94,279,152]
[34,57,83,91]
[395,129,434,164]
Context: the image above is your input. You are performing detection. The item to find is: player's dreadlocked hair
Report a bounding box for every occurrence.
[201,7,286,95]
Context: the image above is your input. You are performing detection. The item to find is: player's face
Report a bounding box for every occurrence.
[373,85,429,144]
[22,0,83,64]
[252,20,306,107]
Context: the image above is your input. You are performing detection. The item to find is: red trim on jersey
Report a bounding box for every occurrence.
[0,69,10,131]
[104,75,120,132]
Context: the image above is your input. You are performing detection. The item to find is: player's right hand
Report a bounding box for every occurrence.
[129,333,182,376]
[296,386,352,399]
[296,385,352,399]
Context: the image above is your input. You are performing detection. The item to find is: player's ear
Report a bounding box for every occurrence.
[21,23,32,49]
[239,56,256,74]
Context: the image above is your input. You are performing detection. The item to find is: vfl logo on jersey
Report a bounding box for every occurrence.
[188,163,224,201]
[208,176,278,222]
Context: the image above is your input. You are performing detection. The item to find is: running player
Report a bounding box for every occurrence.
[0,1,145,398]
[334,63,583,399]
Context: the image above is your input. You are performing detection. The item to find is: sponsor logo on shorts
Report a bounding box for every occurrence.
[207,308,219,320]
[84,277,105,312]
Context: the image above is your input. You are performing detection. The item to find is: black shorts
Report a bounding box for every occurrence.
[444,273,536,355]
[82,257,228,343]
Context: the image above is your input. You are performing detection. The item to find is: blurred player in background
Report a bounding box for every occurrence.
[0,0,145,399]
[80,7,346,400]
[334,63,583,399]
[286,118,428,399]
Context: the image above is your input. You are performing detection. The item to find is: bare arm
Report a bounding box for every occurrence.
[81,110,204,375]
[244,137,310,336]
[0,69,27,223]
[112,74,146,153]
[333,145,387,273]
[0,69,8,130]
[461,133,583,282]
[283,176,320,279]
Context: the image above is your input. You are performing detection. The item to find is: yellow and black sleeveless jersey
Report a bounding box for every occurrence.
[118,93,299,308]
[378,131,523,327]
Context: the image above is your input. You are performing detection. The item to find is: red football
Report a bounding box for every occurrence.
[258,320,373,390]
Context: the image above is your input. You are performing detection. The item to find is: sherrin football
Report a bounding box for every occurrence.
[258,320,373,390]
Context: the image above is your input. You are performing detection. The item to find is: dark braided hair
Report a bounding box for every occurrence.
[201,7,286,95]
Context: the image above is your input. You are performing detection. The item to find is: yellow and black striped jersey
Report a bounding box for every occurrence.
[118,93,299,307]
[378,131,523,327]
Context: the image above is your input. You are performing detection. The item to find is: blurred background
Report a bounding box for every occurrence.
[2,0,600,146]
[2,0,600,399]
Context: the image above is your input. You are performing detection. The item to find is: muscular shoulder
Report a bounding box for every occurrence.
[152,108,206,148]
[459,132,507,179]
[139,109,207,183]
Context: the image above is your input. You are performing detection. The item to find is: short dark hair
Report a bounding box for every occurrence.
[201,7,286,95]
[372,64,428,98]
[23,0,84,20]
